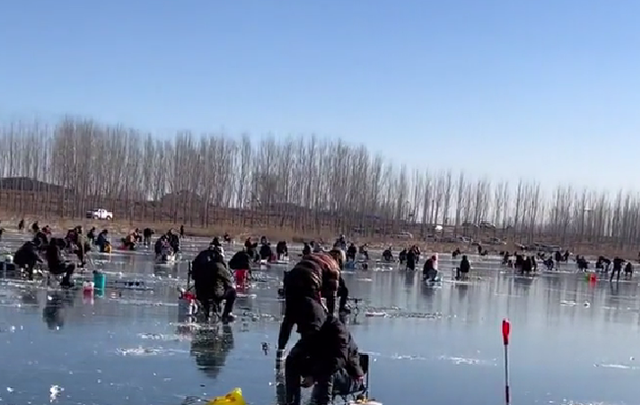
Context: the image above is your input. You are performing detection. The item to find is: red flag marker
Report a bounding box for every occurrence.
[502,318,511,405]
[502,319,511,345]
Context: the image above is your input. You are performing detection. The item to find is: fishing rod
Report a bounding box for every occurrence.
[502,318,511,405]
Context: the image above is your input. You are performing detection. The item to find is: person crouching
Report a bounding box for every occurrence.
[278,259,363,405]
[299,315,365,405]
[14,241,43,280]
[191,246,236,322]
[229,247,252,288]
[45,238,75,288]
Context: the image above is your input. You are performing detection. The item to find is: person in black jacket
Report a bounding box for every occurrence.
[229,248,252,273]
[281,295,327,405]
[406,247,417,271]
[32,229,49,250]
[276,241,288,260]
[191,247,236,322]
[143,228,154,246]
[302,242,312,257]
[167,230,180,253]
[45,238,75,288]
[260,242,273,261]
[278,254,349,405]
[611,257,625,282]
[14,241,43,280]
[455,255,471,280]
[282,308,365,405]
[304,315,365,405]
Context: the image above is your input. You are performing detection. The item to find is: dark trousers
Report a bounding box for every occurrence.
[49,262,75,282]
[310,368,358,405]
[76,250,85,266]
[338,278,348,312]
[285,345,308,405]
[610,268,621,282]
[196,286,237,319]
[286,346,357,405]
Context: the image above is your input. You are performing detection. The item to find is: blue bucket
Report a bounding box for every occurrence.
[93,271,106,290]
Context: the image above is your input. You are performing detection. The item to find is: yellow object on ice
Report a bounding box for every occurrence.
[206,388,246,405]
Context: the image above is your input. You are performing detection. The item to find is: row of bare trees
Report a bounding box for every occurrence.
[0,117,639,249]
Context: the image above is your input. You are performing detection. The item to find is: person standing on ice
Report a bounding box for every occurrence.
[406,247,418,270]
[610,257,625,282]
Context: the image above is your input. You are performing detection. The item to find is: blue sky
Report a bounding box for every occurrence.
[1,0,639,192]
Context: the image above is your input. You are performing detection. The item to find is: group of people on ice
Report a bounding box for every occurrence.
[8,220,190,286]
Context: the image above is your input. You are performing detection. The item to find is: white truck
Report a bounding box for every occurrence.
[86,208,113,220]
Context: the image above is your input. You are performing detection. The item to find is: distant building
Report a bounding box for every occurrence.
[0,177,74,194]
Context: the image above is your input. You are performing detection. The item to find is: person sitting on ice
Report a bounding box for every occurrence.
[14,241,43,280]
[276,241,288,260]
[166,229,180,253]
[229,247,252,272]
[223,233,233,243]
[382,247,393,262]
[346,243,357,262]
[32,228,50,250]
[154,235,173,257]
[576,255,589,272]
[455,255,471,280]
[157,238,175,261]
[45,238,75,288]
[335,235,347,251]
[121,233,137,251]
[191,246,236,322]
[625,261,633,276]
[543,257,554,271]
[358,244,369,261]
[302,242,312,256]
[260,241,274,261]
[96,229,110,253]
[423,255,439,281]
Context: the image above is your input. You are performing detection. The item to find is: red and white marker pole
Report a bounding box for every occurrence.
[502,318,511,405]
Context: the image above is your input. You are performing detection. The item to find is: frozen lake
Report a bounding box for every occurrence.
[0,232,638,405]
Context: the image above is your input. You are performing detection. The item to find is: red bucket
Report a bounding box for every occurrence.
[235,269,249,287]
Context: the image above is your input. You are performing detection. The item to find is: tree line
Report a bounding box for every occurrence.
[0,116,638,250]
